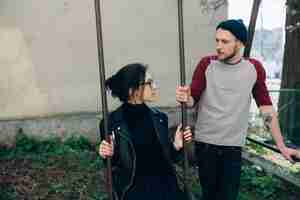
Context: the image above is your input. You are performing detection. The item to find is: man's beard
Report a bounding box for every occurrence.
[222,51,236,62]
[219,45,241,63]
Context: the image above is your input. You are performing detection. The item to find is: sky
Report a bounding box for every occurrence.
[228,0,286,30]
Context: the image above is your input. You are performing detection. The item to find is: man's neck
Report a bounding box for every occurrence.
[224,54,242,65]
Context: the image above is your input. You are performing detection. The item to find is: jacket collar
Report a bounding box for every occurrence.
[109,104,160,138]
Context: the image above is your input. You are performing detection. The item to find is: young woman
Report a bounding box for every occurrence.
[99,63,192,200]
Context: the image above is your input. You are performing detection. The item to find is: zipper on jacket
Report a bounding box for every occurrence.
[117,127,136,200]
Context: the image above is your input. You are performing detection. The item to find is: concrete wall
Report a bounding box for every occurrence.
[0,0,226,120]
[0,108,197,146]
[0,0,226,143]
[0,0,100,119]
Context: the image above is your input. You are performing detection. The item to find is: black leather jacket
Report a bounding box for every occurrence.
[100,105,182,200]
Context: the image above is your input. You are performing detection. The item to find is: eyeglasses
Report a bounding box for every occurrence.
[140,80,158,89]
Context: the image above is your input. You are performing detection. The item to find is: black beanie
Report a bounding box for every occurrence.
[216,19,248,45]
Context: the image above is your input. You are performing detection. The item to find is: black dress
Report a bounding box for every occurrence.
[122,103,182,200]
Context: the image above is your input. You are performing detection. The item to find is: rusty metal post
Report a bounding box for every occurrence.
[177,0,192,199]
[94,0,113,199]
[244,0,262,58]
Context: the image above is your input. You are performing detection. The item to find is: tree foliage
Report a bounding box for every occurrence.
[278,0,300,145]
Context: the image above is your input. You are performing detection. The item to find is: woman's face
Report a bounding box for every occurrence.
[141,72,158,102]
[129,72,159,103]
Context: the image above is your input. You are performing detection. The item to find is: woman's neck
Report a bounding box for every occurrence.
[127,99,143,104]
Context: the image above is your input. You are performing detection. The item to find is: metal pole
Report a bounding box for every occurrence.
[244,0,262,58]
[94,0,113,199]
[246,136,300,162]
[177,0,192,199]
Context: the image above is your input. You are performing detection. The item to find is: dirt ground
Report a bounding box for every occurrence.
[1,137,300,200]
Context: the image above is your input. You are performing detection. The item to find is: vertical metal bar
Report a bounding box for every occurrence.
[177,0,192,199]
[94,0,113,199]
[244,0,262,58]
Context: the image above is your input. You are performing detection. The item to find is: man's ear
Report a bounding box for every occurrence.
[236,41,245,54]
[236,40,243,49]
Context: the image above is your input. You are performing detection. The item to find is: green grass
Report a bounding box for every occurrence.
[1,133,299,200]
[0,133,105,200]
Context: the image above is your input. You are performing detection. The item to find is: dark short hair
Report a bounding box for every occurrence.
[105,63,147,102]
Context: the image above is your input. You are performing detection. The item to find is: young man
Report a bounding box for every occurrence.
[176,19,299,200]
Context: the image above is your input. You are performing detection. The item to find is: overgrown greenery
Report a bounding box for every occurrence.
[1,133,299,200]
[0,133,105,200]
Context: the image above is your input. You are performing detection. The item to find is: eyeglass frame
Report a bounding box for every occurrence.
[139,79,158,89]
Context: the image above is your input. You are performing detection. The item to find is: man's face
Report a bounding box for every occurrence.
[215,29,242,62]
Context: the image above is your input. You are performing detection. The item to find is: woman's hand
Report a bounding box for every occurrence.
[173,125,193,151]
[99,139,114,159]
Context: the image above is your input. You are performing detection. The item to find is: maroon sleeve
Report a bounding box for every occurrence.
[249,58,272,106]
[190,56,212,103]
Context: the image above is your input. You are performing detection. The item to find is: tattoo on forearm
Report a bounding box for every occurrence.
[261,112,273,131]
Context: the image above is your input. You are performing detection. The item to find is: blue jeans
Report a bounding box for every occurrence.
[195,141,242,200]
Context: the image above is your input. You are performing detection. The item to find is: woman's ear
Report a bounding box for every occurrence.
[128,88,140,100]
[128,88,134,98]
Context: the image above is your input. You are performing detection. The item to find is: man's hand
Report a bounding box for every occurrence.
[259,106,300,163]
[173,125,193,151]
[176,86,194,106]
[278,146,300,163]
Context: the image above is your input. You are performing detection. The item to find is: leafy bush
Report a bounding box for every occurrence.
[240,165,281,199]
